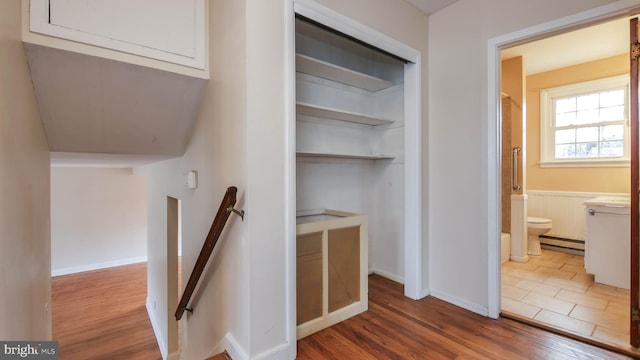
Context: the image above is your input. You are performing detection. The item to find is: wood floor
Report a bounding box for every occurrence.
[54,264,634,359]
[52,262,162,360]
[297,274,634,359]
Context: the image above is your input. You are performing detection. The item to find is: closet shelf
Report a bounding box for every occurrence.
[297,151,395,160]
[296,53,393,92]
[297,103,393,126]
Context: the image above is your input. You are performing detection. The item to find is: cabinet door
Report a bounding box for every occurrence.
[30,0,205,69]
[328,226,360,312]
[297,232,323,325]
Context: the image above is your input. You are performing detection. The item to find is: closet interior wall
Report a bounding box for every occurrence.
[295,18,406,281]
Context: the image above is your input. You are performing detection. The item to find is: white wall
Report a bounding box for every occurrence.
[0,0,51,340]
[135,0,249,359]
[246,1,290,357]
[50,167,147,276]
[428,0,621,314]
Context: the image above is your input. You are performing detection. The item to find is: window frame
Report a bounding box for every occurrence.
[539,74,630,168]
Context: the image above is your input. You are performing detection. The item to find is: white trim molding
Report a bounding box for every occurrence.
[51,256,147,277]
[294,0,420,63]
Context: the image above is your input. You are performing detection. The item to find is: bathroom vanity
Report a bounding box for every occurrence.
[584,196,630,289]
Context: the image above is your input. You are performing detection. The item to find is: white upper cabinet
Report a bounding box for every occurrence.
[29,0,206,70]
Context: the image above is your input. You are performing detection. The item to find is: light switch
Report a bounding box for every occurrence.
[186,171,197,189]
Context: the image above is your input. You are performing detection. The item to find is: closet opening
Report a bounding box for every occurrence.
[292,10,422,339]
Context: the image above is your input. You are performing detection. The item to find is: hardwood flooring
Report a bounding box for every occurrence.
[297,274,635,359]
[52,263,162,360]
[53,264,634,359]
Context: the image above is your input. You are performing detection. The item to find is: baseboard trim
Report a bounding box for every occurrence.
[210,334,289,360]
[370,268,404,284]
[430,289,488,317]
[52,256,147,276]
[146,299,168,360]
[510,254,529,263]
[253,341,290,360]
[208,332,248,360]
[421,288,430,299]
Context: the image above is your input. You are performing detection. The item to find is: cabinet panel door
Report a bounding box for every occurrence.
[30,0,205,69]
[50,0,195,57]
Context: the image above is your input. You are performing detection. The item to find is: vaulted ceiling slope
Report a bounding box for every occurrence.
[24,43,207,162]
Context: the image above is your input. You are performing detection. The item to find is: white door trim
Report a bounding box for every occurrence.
[487,0,640,319]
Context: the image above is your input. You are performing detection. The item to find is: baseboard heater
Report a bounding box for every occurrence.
[539,235,584,256]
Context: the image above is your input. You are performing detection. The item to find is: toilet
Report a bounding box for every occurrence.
[527,217,552,256]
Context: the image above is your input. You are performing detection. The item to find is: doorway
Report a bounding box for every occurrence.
[488,3,640,354]
[167,196,182,359]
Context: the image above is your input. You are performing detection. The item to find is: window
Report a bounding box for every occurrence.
[539,74,629,167]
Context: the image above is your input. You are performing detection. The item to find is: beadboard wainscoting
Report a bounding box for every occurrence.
[526,191,628,251]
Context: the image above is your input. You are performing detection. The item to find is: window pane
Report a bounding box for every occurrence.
[601,124,624,141]
[577,93,599,110]
[545,78,628,163]
[600,141,624,157]
[576,127,598,142]
[555,144,575,158]
[555,129,575,144]
[556,112,576,127]
[576,142,599,157]
[600,105,625,122]
[555,97,576,114]
[600,89,624,107]
[576,109,599,125]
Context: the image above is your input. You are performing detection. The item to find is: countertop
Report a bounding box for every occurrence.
[583,195,630,207]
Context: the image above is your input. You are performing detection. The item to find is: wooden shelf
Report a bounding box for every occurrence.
[297,151,394,160]
[297,103,393,126]
[296,53,393,92]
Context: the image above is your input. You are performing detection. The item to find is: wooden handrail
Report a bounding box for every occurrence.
[175,186,239,320]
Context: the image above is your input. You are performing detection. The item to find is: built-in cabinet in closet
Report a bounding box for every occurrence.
[295,17,407,338]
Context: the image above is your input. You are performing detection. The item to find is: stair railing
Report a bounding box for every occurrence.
[175,186,243,320]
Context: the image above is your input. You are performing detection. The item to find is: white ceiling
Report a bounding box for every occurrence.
[25,43,207,167]
[501,18,629,75]
[405,0,459,14]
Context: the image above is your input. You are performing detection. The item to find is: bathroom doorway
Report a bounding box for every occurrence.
[496,13,640,353]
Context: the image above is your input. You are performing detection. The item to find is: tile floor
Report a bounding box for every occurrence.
[501,249,630,347]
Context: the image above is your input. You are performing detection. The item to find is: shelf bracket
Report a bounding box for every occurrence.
[227,206,245,221]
